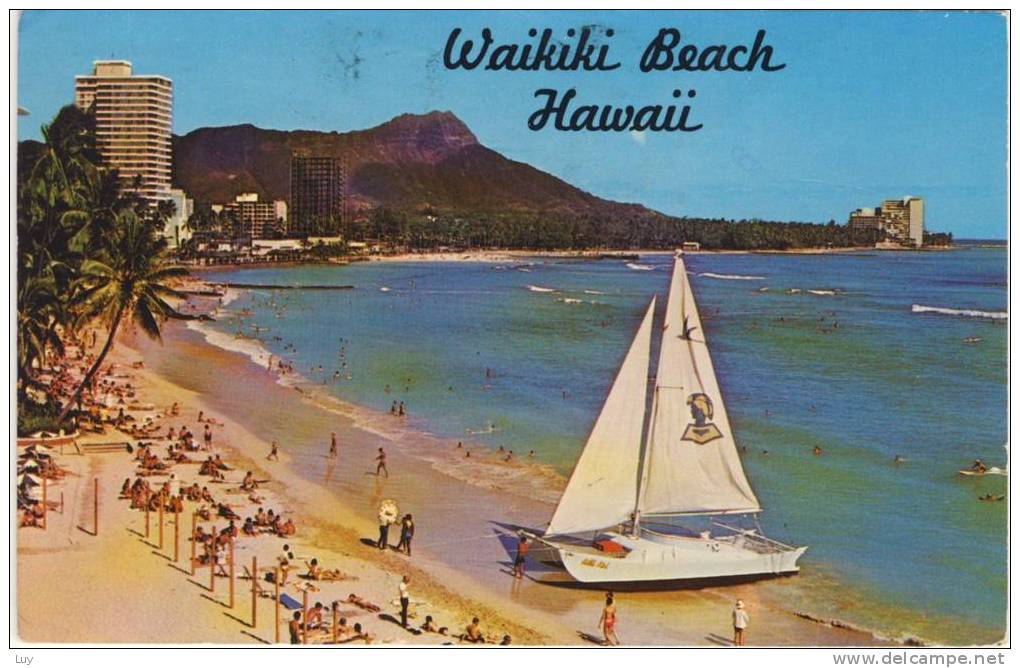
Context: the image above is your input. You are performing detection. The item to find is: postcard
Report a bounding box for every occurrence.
[12,8,1009,651]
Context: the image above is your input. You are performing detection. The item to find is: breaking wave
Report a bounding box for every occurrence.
[699,272,765,281]
[911,304,1007,320]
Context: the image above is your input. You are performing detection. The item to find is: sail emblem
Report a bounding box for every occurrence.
[682,393,723,444]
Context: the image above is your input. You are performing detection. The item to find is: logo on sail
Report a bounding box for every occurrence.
[682,393,723,444]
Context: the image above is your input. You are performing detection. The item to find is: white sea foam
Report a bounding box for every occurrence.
[626,263,654,271]
[912,304,1007,320]
[699,272,765,281]
[583,289,606,295]
[186,320,273,368]
[379,287,391,292]
[559,297,582,304]
[527,285,556,293]
[807,289,838,296]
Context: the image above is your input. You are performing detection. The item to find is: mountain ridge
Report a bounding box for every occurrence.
[171,111,662,219]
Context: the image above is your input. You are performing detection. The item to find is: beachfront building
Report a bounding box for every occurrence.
[222,193,287,239]
[74,60,173,205]
[848,197,924,247]
[289,155,345,238]
[162,188,194,249]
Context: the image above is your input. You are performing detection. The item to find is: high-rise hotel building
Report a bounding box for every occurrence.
[75,60,173,204]
[289,155,345,237]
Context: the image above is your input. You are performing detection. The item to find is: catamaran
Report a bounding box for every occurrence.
[526,252,806,585]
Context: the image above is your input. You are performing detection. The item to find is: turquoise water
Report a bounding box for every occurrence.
[198,247,1007,643]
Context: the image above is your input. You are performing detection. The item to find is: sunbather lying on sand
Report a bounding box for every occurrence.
[421,615,448,635]
[347,593,381,612]
[304,558,351,581]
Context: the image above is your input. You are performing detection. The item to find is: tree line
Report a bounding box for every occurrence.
[343,207,882,251]
[17,105,189,433]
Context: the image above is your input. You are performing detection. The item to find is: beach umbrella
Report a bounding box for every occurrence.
[17,473,42,487]
[378,499,400,524]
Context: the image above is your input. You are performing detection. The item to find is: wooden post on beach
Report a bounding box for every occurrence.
[93,478,99,535]
[60,491,64,515]
[190,513,197,575]
[174,505,180,562]
[158,499,165,550]
[145,491,151,538]
[274,567,281,644]
[301,588,308,645]
[228,536,235,609]
[41,477,48,530]
[210,527,217,593]
[331,602,338,644]
[251,556,258,628]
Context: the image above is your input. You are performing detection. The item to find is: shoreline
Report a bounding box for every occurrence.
[18,277,947,647]
[186,244,958,272]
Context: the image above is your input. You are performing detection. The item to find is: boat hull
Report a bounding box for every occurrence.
[541,532,806,585]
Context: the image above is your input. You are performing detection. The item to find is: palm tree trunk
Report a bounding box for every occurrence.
[58,302,126,423]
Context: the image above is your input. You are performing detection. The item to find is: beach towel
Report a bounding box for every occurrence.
[279,593,303,610]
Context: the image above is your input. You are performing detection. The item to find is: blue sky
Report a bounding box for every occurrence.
[17,10,1007,238]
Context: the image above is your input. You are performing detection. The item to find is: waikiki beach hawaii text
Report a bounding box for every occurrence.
[443,26,786,133]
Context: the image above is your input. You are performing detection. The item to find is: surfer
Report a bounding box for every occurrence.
[971,459,988,474]
[812,446,822,456]
[893,455,905,465]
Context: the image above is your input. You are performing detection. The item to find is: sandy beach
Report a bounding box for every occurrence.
[15,285,894,647]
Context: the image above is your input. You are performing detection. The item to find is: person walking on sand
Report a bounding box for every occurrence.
[329,432,338,459]
[375,447,388,477]
[512,535,529,579]
[398,401,406,417]
[203,424,213,450]
[599,593,620,646]
[399,575,411,627]
[732,599,749,646]
[267,441,279,461]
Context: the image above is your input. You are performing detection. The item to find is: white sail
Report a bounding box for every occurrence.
[545,298,656,536]
[638,258,760,516]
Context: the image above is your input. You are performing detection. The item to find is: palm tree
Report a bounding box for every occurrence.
[17,274,65,398]
[58,210,189,420]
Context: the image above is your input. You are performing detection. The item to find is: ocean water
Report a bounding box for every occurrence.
[196,247,1007,644]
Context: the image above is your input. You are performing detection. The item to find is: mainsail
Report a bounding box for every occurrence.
[545,298,656,536]
[637,257,760,516]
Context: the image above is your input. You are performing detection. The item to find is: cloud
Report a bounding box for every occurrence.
[630,130,646,145]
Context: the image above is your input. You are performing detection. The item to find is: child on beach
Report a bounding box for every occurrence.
[267,441,279,461]
[599,594,620,646]
[329,432,338,459]
[375,448,388,477]
[732,599,749,646]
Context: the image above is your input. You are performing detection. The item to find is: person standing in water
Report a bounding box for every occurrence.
[375,448,388,477]
[732,599,749,646]
[598,593,620,646]
[328,432,338,459]
[512,535,529,579]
